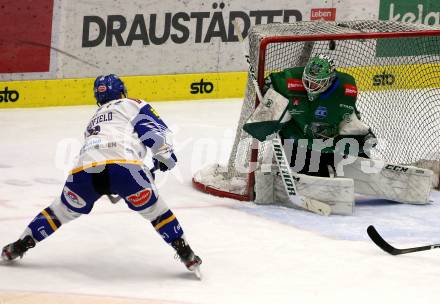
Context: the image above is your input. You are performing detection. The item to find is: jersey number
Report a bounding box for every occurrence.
[87,125,101,137]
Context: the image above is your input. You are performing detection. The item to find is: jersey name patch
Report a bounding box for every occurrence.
[344,84,358,97]
[287,79,305,91]
[127,189,152,207]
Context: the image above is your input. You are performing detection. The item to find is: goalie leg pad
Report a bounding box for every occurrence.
[290,174,354,215]
[337,157,432,204]
[255,171,275,205]
[255,169,355,215]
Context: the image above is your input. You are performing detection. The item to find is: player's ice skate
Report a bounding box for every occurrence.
[171,238,202,279]
[1,236,35,263]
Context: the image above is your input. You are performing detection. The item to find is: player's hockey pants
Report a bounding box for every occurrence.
[22,164,184,244]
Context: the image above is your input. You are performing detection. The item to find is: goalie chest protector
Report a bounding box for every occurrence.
[269,67,358,153]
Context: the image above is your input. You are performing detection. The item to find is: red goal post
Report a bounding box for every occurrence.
[193,20,440,201]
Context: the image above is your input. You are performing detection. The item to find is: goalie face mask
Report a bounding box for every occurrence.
[302,54,336,100]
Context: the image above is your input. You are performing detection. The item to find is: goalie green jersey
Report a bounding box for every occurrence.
[267,67,358,153]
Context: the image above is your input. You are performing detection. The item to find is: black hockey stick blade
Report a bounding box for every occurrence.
[367,225,401,255]
[367,225,440,255]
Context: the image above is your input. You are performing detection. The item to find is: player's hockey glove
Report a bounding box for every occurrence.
[153,145,177,172]
[153,155,177,172]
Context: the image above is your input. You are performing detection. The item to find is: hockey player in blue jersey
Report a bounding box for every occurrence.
[1,74,202,275]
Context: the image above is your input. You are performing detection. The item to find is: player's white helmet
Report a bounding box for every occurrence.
[302,54,336,100]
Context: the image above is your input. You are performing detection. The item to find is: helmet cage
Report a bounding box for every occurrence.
[302,73,334,94]
[302,55,336,97]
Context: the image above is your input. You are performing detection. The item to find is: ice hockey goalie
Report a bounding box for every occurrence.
[244,54,433,215]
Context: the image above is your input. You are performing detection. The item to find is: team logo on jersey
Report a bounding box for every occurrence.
[127,189,152,207]
[314,106,328,119]
[63,187,87,208]
[292,98,300,105]
[344,84,358,97]
[287,79,306,91]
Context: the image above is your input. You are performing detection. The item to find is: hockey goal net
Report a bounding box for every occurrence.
[193,20,440,201]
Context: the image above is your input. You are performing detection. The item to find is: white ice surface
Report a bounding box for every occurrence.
[1,100,440,304]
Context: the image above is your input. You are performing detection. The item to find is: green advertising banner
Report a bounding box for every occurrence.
[378,0,440,57]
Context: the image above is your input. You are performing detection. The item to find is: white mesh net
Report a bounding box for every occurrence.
[193,20,440,200]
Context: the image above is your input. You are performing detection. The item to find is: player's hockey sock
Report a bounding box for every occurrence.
[26,207,63,242]
[151,210,183,244]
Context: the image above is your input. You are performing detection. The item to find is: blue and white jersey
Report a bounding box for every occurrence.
[72,98,173,173]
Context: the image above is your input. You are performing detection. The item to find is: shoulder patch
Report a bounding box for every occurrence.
[287,78,306,91]
[343,84,357,97]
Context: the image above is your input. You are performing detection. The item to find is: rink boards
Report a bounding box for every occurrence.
[0,72,247,108]
[1,62,440,108]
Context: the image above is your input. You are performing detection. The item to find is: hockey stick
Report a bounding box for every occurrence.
[232,20,264,104]
[270,134,331,216]
[367,225,440,255]
[232,21,331,216]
